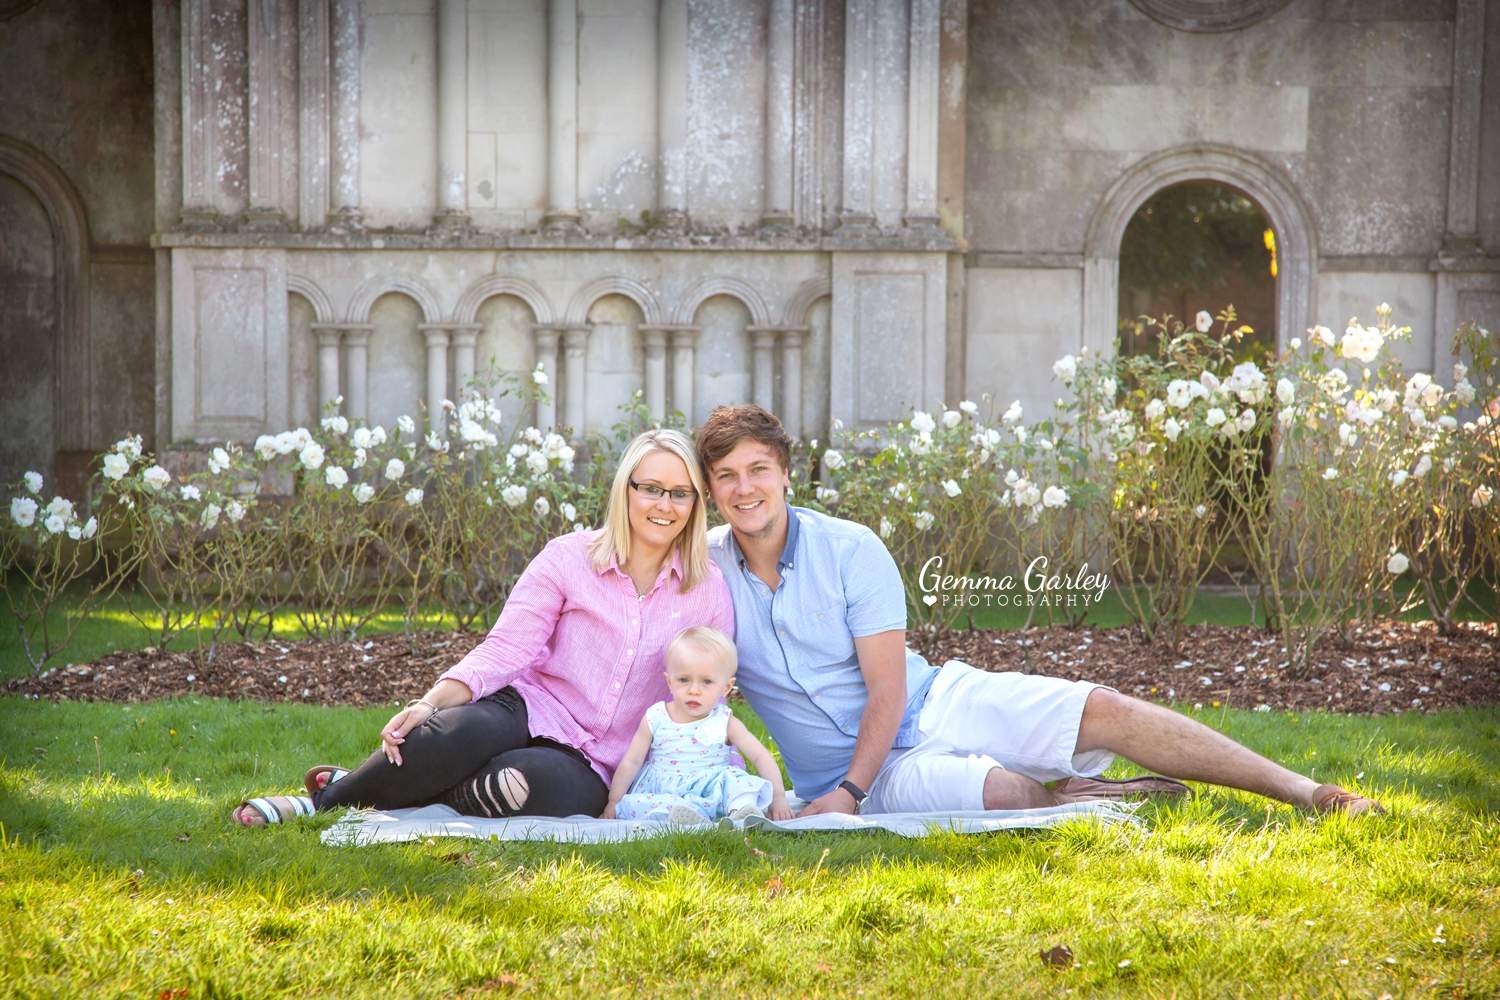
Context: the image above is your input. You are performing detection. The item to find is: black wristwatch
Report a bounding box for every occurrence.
[838,779,868,805]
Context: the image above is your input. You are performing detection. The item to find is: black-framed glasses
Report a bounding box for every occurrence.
[630,479,699,505]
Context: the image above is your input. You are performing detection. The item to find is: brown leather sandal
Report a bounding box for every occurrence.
[302,765,351,796]
[1053,774,1194,801]
[1313,783,1385,816]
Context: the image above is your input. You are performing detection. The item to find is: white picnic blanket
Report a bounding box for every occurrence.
[320,800,1141,846]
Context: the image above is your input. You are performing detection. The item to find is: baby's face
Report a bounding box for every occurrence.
[664,643,733,720]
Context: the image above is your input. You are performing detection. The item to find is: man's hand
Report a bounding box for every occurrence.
[796,786,858,817]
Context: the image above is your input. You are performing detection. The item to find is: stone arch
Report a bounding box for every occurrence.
[1083,143,1317,357]
[671,276,772,328]
[0,135,91,452]
[781,277,831,329]
[286,275,335,324]
[346,275,443,324]
[564,276,662,327]
[453,275,555,326]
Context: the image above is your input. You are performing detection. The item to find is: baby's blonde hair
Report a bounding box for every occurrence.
[665,625,738,678]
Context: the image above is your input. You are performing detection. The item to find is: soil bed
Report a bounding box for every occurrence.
[6,621,1497,715]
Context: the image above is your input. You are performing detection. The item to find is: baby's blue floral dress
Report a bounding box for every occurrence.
[615,702,771,822]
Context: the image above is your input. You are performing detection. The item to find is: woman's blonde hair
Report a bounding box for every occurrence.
[587,428,711,593]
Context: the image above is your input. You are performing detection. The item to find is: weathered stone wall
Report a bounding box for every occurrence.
[0,0,157,493]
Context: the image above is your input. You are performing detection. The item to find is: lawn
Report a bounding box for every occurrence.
[2,693,1497,999]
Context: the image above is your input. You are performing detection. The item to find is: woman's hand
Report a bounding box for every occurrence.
[380,702,435,766]
[767,798,794,822]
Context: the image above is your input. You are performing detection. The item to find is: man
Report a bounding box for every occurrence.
[698,404,1383,818]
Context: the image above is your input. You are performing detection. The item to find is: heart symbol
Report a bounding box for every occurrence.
[922,594,937,606]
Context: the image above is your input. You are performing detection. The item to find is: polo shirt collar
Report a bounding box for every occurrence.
[777,504,803,571]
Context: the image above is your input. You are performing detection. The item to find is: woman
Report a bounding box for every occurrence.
[234,428,732,825]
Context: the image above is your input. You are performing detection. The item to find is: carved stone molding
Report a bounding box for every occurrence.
[1127,0,1293,33]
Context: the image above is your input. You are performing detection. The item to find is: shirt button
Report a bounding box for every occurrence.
[779,630,785,637]
[615,682,622,689]
[818,614,824,620]
[626,649,633,656]
[631,619,638,626]
[815,695,821,701]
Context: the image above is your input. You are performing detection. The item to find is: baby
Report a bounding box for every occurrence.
[603,625,794,824]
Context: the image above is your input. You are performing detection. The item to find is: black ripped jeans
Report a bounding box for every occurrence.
[312,687,608,818]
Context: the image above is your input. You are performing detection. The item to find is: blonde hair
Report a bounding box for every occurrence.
[665,625,738,677]
[587,428,711,593]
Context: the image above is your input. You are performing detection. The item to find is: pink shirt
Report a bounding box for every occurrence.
[439,529,734,784]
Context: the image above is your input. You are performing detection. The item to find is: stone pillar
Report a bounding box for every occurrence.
[298,0,331,231]
[761,0,795,231]
[545,0,582,233]
[563,327,590,439]
[421,326,452,424]
[750,328,778,413]
[793,0,826,230]
[246,0,291,231]
[450,325,481,399]
[532,326,561,430]
[904,0,940,230]
[315,325,344,412]
[837,0,876,236]
[641,328,670,420]
[329,0,363,228]
[780,327,806,440]
[343,326,372,421]
[657,0,689,232]
[435,0,470,230]
[179,0,219,229]
[1444,0,1487,255]
[671,327,699,424]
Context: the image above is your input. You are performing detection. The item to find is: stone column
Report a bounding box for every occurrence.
[246,0,291,230]
[1444,0,1487,255]
[671,327,699,424]
[837,0,876,236]
[761,0,795,231]
[780,327,806,440]
[750,328,778,413]
[329,0,363,228]
[532,326,561,430]
[563,327,590,439]
[179,0,219,229]
[793,0,825,230]
[435,0,470,230]
[544,0,582,233]
[314,325,344,412]
[904,0,940,230]
[420,326,452,425]
[450,325,481,399]
[657,0,689,232]
[641,328,670,419]
[298,0,331,231]
[343,325,373,421]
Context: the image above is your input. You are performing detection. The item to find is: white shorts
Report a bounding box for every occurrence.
[865,661,1115,814]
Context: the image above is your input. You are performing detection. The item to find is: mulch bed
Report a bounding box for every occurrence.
[6,622,1498,715]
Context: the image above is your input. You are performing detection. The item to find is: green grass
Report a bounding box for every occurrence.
[2,695,1497,998]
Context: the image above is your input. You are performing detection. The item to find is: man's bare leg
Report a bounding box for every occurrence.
[1072,689,1318,808]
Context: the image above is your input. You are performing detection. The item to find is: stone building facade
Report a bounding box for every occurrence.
[2,0,1497,491]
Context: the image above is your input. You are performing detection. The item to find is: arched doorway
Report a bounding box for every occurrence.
[1118,181,1278,358]
[0,170,57,486]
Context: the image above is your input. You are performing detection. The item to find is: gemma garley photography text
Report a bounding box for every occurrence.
[917,555,1111,609]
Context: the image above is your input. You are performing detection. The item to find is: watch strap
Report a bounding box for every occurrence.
[838,779,868,803]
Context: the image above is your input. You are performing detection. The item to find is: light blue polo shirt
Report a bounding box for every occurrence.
[707,506,938,799]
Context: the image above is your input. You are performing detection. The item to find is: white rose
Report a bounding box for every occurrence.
[1472,485,1494,507]
[1386,552,1409,574]
[1163,417,1182,442]
[1404,372,1432,408]
[1437,415,1457,431]
[1237,409,1256,433]
[1205,408,1227,427]
[1340,324,1384,364]
[942,410,962,430]
[1053,355,1077,385]
[115,435,144,459]
[352,427,375,449]
[353,483,376,504]
[501,484,527,508]
[1194,504,1208,519]
[23,471,43,494]
[1338,423,1356,447]
[405,488,425,506]
[1454,362,1469,382]
[822,449,845,471]
[143,465,171,491]
[942,479,962,498]
[201,503,221,529]
[959,400,978,414]
[532,496,551,518]
[43,513,67,534]
[1455,379,1476,405]
[397,415,416,435]
[1413,455,1432,478]
[102,453,130,481]
[1421,382,1443,408]
[1311,325,1335,347]
[1002,401,1023,424]
[572,522,588,533]
[325,466,349,488]
[1289,337,1302,351]
[1390,469,1409,487]
[226,500,247,522]
[1102,377,1118,398]
[1166,380,1194,409]
[45,496,74,522]
[910,411,937,434]
[532,366,549,385]
[1322,468,1338,480]
[208,447,231,475]
[1277,406,1296,429]
[561,502,577,521]
[557,446,576,468]
[526,451,550,476]
[879,517,893,539]
[321,415,349,435]
[815,486,840,505]
[1199,371,1222,397]
[385,458,405,481]
[1042,485,1068,508]
[914,510,935,531]
[1276,378,1295,405]
[1144,398,1166,422]
[11,496,38,526]
[299,442,325,470]
[351,448,367,469]
[426,432,448,453]
[81,516,98,539]
[254,435,279,461]
[541,432,566,457]
[1195,311,1212,333]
